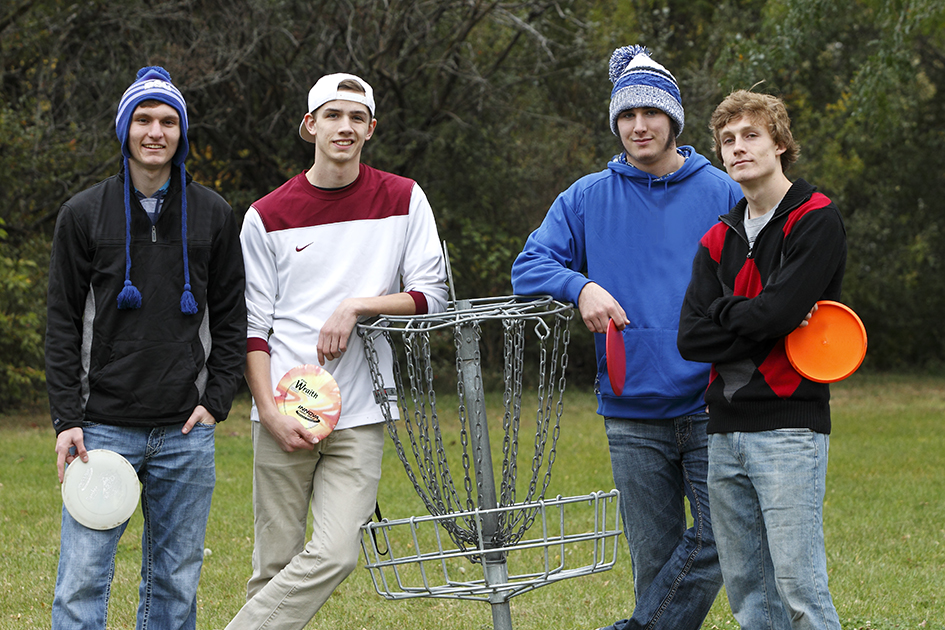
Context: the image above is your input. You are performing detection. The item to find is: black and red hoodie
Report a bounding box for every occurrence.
[677,179,846,435]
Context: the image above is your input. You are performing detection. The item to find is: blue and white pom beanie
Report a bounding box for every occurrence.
[113,66,198,315]
[608,45,685,137]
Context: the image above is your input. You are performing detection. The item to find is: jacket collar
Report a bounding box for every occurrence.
[722,178,816,229]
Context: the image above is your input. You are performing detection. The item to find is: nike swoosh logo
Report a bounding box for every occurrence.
[296,243,314,252]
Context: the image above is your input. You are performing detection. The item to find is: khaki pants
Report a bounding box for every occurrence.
[226,422,384,629]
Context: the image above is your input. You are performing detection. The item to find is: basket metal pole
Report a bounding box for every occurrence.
[455,299,513,630]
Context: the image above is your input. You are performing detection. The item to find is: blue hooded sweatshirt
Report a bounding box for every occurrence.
[512,146,742,420]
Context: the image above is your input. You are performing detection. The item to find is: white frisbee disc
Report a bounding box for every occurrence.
[61,449,140,530]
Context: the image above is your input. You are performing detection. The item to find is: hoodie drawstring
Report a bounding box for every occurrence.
[116,161,198,315]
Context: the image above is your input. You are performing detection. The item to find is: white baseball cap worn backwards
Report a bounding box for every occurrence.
[299,73,375,143]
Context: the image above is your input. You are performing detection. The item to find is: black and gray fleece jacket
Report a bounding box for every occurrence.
[46,168,246,434]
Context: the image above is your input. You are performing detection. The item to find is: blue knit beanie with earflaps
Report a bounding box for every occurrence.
[114,66,198,315]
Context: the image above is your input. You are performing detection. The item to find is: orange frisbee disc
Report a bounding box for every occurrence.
[785,301,867,383]
[275,364,342,441]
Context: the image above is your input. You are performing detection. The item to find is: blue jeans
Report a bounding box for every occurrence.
[603,413,722,630]
[52,421,216,630]
[708,430,841,630]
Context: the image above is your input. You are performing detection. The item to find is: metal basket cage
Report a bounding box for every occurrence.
[356,290,622,629]
[361,490,621,602]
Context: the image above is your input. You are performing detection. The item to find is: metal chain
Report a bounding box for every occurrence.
[498,319,523,509]
[506,308,571,544]
[358,299,572,557]
[469,321,487,542]
[498,318,526,536]
[362,330,432,513]
[451,322,481,550]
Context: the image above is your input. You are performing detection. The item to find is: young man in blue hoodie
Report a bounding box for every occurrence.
[511,46,742,630]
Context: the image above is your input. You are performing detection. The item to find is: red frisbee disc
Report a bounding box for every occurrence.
[786,301,867,383]
[606,319,626,396]
[275,364,342,441]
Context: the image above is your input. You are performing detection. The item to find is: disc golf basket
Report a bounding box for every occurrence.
[357,256,621,630]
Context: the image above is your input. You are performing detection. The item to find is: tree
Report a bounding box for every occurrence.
[3,0,944,409]
[1,0,606,404]
[713,0,945,369]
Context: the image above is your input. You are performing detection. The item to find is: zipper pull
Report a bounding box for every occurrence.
[151,225,157,243]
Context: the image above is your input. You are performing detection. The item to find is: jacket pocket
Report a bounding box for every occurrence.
[86,340,200,421]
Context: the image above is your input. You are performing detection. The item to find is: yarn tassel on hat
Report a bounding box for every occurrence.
[179,161,198,315]
[117,157,143,310]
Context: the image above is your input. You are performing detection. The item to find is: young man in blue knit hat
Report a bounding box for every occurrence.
[46,66,246,629]
[678,90,845,630]
[512,46,742,630]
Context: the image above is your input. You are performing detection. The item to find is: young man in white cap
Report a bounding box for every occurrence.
[229,73,448,629]
[678,90,845,630]
[46,66,247,629]
[512,46,742,630]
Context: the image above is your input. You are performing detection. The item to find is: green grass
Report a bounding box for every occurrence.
[2,373,943,629]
